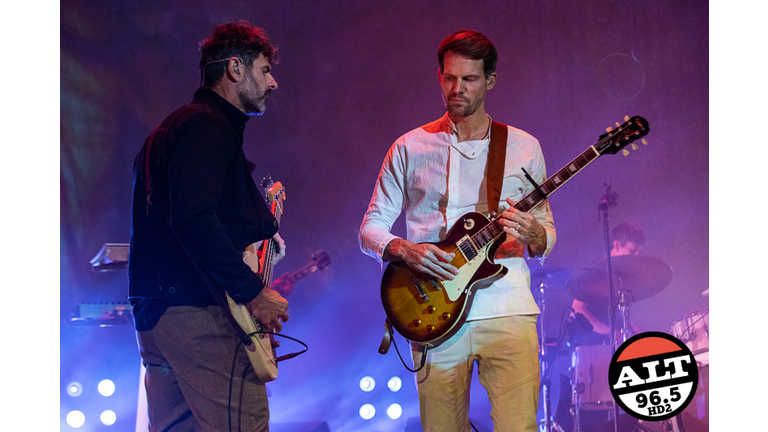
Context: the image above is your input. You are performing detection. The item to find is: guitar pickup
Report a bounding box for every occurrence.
[429,279,442,291]
[410,276,430,302]
[456,234,478,261]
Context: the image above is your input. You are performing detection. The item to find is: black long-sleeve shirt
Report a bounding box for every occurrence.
[128,87,278,331]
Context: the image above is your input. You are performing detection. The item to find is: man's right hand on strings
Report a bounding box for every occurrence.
[247,288,290,333]
[383,238,459,281]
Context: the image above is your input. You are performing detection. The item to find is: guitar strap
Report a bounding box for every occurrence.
[487,121,508,214]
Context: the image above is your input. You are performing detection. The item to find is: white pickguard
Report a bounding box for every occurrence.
[226,292,278,382]
[440,243,491,302]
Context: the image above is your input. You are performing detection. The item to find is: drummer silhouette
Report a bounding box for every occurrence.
[556,223,674,432]
[570,223,645,345]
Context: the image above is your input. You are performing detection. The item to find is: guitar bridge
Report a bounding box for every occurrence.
[410,276,430,302]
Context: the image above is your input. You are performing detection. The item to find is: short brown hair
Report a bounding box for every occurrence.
[611,223,646,247]
[438,29,497,78]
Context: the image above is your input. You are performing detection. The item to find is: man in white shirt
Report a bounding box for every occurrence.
[359,29,556,432]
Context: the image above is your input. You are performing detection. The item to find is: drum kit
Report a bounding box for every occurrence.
[534,255,709,432]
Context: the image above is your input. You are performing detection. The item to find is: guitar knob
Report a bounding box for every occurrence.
[412,319,422,327]
[427,306,436,313]
[442,312,452,320]
[426,325,434,332]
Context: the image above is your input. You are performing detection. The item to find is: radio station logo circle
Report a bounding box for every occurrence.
[608,332,698,421]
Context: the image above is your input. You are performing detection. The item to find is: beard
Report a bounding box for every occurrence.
[237,74,270,115]
[444,94,483,118]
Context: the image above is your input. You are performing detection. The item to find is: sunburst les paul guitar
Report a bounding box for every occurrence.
[380,116,650,347]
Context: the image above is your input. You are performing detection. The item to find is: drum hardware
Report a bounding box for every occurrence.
[566,184,675,432]
[535,271,569,432]
[616,285,637,343]
[670,309,709,367]
[637,417,684,432]
[566,258,672,432]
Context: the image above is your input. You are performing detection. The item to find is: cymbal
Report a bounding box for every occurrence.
[566,256,673,303]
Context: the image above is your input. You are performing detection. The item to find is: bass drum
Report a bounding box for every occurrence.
[571,345,640,432]
[670,309,709,367]
[571,344,614,410]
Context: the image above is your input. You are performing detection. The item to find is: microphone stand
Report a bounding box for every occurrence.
[598,184,620,432]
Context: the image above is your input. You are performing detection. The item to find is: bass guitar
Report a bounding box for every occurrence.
[380,116,650,347]
[226,175,285,382]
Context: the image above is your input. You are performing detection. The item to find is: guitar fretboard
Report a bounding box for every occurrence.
[261,193,284,288]
[468,145,602,252]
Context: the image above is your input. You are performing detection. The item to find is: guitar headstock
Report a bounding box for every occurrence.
[595,116,649,156]
[312,251,331,271]
[261,174,286,203]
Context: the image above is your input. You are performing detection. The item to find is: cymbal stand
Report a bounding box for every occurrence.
[617,284,635,343]
[537,279,564,432]
[598,184,620,432]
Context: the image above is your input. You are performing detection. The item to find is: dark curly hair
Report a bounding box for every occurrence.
[199,21,278,87]
[611,223,646,248]
[438,29,497,79]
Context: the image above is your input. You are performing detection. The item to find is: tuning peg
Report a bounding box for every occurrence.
[615,122,621,128]
[631,143,638,150]
[624,115,630,121]
[622,149,630,156]
[641,138,648,145]
[606,127,613,132]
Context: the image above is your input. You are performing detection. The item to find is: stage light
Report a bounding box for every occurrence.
[359,376,375,392]
[386,403,403,420]
[100,409,117,426]
[359,403,376,420]
[387,376,402,392]
[66,410,86,428]
[66,381,83,397]
[98,379,116,397]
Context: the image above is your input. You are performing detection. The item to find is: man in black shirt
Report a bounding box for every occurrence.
[129,21,288,431]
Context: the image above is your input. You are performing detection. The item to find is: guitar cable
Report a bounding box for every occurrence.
[386,319,428,373]
[227,330,309,432]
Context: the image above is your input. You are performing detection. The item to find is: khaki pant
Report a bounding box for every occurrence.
[411,315,540,432]
[136,305,269,431]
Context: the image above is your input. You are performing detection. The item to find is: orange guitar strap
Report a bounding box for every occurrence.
[487,121,508,214]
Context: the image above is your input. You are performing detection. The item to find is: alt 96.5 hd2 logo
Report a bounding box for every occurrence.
[609,332,698,421]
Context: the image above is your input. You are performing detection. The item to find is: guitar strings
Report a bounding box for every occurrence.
[466,144,604,252]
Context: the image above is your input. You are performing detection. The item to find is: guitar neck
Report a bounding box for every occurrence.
[284,262,320,285]
[261,198,284,288]
[471,145,602,250]
[515,145,601,212]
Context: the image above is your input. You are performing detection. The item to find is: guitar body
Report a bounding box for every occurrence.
[381,212,507,347]
[226,292,279,382]
[226,176,285,383]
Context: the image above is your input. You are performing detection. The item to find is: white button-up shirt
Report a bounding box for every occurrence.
[359,113,556,320]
